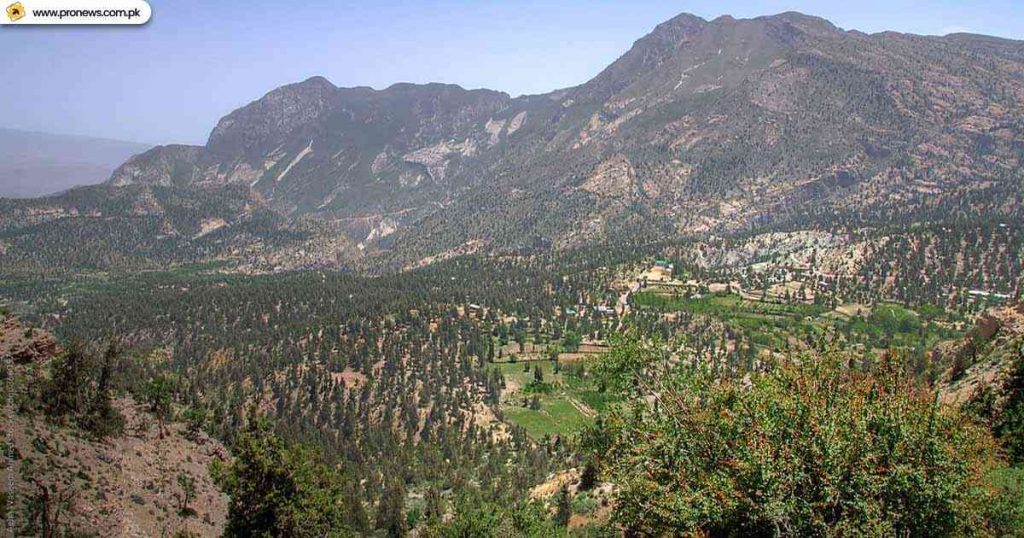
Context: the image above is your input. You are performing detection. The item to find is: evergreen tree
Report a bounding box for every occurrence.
[213,409,357,537]
[376,479,407,537]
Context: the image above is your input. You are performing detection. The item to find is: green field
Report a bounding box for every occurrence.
[632,291,826,319]
[502,399,591,440]
[631,292,958,357]
[491,359,613,440]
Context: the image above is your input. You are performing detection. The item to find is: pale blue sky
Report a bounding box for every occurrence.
[1,0,1022,145]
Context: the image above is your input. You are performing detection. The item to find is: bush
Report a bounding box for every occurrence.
[571,492,598,515]
[180,404,210,441]
[983,467,1024,536]
[589,339,1013,536]
[422,494,566,538]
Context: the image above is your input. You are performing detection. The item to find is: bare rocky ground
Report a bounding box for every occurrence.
[529,468,616,531]
[0,316,59,364]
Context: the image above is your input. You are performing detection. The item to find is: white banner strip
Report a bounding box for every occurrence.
[3,0,151,25]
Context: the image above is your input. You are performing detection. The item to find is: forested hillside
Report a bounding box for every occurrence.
[4,233,1024,535]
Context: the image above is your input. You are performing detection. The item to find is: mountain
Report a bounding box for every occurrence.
[0,129,150,198]
[107,80,513,246]
[4,12,1024,273]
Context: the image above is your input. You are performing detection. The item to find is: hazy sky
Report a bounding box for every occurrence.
[2,0,1023,145]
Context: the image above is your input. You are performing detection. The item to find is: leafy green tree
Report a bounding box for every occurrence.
[515,331,526,353]
[78,391,124,440]
[553,485,571,528]
[42,339,124,438]
[341,482,370,535]
[561,330,581,353]
[80,341,125,439]
[578,459,598,491]
[145,373,175,438]
[43,341,92,418]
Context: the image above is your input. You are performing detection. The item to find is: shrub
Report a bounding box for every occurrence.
[180,404,210,441]
[589,338,1012,536]
[422,494,566,538]
[571,492,598,515]
[983,467,1024,535]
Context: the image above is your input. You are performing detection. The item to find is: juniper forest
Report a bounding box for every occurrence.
[4,9,1024,538]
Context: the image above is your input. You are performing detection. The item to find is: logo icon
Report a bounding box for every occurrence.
[6,2,25,21]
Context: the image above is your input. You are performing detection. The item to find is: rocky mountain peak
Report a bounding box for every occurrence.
[574,11,847,104]
[294,75,337,91]
[645,12,708,45]
[575,12,707,103]
[206,75,338,156]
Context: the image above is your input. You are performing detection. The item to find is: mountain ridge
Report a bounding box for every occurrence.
[4,10,1024,273]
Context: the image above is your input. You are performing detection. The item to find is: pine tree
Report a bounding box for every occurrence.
[554,485,571,527]
[376,479,407,537]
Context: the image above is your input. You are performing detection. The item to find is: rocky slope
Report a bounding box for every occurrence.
[1,316,230,537]
[1,315,59,362]
[940,303,1024,405]
[108,80,513,240]
[5,11,1024,273]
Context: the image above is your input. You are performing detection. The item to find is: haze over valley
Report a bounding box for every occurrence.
[0,129,149,198]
